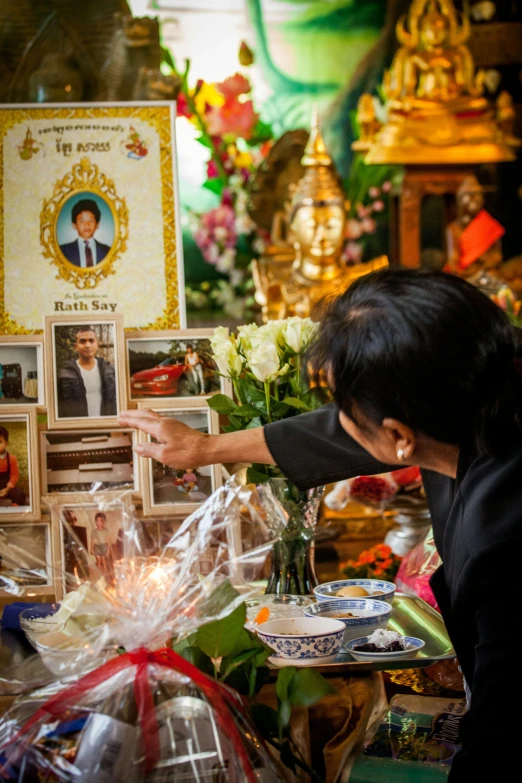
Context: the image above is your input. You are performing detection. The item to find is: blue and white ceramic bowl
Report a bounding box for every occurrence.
[304,599,392,644]
[256,617,345,661]
[314,579,396,604]
[345,635,425,662]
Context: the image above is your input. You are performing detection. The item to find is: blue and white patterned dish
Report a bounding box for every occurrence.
[304,599,392,644]
[345,635,425,662]
[314,579,396,604]
[257,617,345,660]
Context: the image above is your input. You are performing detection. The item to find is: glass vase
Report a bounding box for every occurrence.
[265,479,325,596]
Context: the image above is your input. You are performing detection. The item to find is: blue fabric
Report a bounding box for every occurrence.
[1,602,43,631]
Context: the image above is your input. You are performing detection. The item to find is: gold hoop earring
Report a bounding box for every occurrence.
[397,448,405,462]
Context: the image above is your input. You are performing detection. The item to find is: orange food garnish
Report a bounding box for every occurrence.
[254,607,270,625]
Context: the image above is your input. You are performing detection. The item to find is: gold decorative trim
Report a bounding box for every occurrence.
[0,106,180,333]
[40,157,128,290]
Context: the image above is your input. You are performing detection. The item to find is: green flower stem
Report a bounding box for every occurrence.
[264,381,272,422]
[232,377,244,405]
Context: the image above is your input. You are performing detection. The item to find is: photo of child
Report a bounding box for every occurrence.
[0,420,30,513]
[60,504,124,589]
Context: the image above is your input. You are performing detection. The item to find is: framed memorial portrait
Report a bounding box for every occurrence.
[137,399,221,517]
[0,335,45,407]
[0,407,40,521]
[41,428,138,496]
[0,521,54,595]
[45,314,125,430]
[125,328,232,405]
[0,103,185,335]
[53,497,128,597]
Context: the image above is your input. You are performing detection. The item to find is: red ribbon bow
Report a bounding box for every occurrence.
[10,647,258,781]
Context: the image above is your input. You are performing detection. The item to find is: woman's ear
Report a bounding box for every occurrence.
[382,418,416,461]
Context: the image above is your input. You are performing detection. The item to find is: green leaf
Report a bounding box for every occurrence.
[288,668,335,708]
[197,579,241,619]
[281,396,312,412]
[270,401,290,418]
[276,667,296,702]
[278,698,292,736]
[178,646,214,676]
[207,394,237,415]
[203,178,226,197]
[234,404,259,419]
[220,647,260,681]
[196,602,247,658]
[246,466,271,484]
[250,703,280,739]
[245,416,263,430]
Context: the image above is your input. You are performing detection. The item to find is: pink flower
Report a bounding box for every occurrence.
[372,200,385,212]
[361,217,377,234]
[369,186,380,198]
[177,93,192,119]
[206,158,219,179]
[343,241,363,264]
[216,73,251,99]
[356,203,369,218]
[382,181,392,193]
[206,97,258,140]
[345,219,364,240]
[194,204,238,264]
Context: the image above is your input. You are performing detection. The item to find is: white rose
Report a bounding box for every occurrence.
[283,317,318,353]
[237,323,260,352]
[210,326,230,353]
[216,247,236,273]
[213,342,243,377]
[253,321,284,352]
[246,342,288,383]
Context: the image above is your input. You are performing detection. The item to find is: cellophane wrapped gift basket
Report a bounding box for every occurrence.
[0,479,292,782]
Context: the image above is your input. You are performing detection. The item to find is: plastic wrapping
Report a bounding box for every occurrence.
[395,528,441,611]
[325,468,423,512]
[0,478,290,782]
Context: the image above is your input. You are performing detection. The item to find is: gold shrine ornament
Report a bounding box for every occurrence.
[361,0,518,165]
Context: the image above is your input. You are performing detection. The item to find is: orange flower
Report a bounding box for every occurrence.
[373,567,384,576]
[375,544,392,556]
[380,558,393,569]
[358,551,376,565]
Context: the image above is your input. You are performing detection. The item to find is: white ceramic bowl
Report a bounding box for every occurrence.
[304,599,392,644]
[314,579,396,604]
[345,635,425,662]
[257,617,345,661]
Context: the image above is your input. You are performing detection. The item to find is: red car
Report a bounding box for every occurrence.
[130,353,216,397]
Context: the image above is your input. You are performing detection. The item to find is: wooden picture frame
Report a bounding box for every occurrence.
[125,328,232,406]
[0,103,185,335]
[51,492,132,600]
[0,335,45,409]
[0,407,40,521]
[45,313,126,430]
[40,427,138,496]
[0,519,54,596]
[137,398,222,517]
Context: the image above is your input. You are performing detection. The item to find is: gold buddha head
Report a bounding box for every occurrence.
[457,176,485,218]
[289,113,346,262]
[420,1,450,50]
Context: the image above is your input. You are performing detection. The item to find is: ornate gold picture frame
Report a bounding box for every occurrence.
[0,103,185,334]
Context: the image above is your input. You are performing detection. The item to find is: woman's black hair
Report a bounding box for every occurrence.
[311,269,522,454]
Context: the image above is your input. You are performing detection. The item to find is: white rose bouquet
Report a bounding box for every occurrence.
[209,317,325,483]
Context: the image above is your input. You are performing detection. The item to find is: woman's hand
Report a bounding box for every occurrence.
[118,408,276,469]
[118,409,209,469]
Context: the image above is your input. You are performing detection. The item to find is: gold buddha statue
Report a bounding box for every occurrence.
[364,0,516,164]
[253,112,387,320]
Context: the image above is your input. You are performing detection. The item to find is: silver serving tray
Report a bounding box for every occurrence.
[268,592,455,675]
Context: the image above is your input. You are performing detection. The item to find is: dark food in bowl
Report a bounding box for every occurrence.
[353,639,404,652]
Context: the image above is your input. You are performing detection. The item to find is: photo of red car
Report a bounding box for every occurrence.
[128,337,221,400]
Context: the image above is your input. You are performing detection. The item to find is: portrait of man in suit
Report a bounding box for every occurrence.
[59,198,112,267]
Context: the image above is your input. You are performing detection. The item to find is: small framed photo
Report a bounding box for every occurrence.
[45,314,125,429]
[0,336,45,407]
[0,521,53,593]
[0,407,40,521]
[138,400,221,516]
[41,428,138,496]
[54,498,127,594]
[126,328,231,405]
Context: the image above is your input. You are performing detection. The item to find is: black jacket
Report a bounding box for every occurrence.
[265,404,521,782]
[57,357,117,418]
